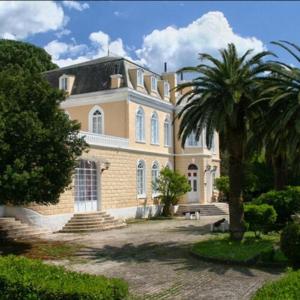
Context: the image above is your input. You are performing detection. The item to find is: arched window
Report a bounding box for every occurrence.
[187,132,198,147]
[89,106,104,134]
[152,161,160,195]
[151,111,159,144]
[188,164,198,170]
[164,116,171,147]
[136,107,145,142]
[137,160,146,197]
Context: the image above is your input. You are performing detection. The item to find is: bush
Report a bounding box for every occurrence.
[0,255,128,299]
[244,204,277,237]
[215,176,229,202]
[280,223,300,267]
[252,269,300,300]
[254,186,300,227]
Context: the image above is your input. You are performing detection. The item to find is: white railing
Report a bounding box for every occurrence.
[79,131,129,148]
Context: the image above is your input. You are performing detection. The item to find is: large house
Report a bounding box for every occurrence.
[1,56,220,231]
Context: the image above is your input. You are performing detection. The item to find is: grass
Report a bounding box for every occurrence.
[252,269,300,299]
[0,239,83,261]
[192,232,288,265]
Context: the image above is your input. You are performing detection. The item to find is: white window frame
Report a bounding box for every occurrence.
[164,81,170,97]
[137,69,144,86]
[88,105,104,134]
[137,160,146,198]
[164,116,171,147]
[151,76,157,91]
[136,107,145,142]
[151,111,159,145]
[152,161,160,197]
[59,75,68,91]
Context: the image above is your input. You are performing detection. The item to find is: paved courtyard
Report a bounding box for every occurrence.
[46,217,282,300]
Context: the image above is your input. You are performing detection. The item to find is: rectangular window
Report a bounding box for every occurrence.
[60,77,68,91]
[164,121,171,146]
[151,76,157,91]
[164,81,170,97]
[137,69,144,86]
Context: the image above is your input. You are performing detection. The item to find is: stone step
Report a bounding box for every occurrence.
[70,217,114,223]
[0,217,49,240]
[72,214,112,219]
[63,221,120,229]
[60,211,126,233]
[61,223,126,233]
[73,212,108,217]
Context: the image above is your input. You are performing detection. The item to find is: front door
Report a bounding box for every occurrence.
[187,164,199,203]
[74,160,98,212]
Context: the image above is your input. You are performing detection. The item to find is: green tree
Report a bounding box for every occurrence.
[0,39,57,73]
[215,176,229,202]
[251,41,300,190]
[0,41,86,206]
[156,167,191,217]
[176,44,272,240]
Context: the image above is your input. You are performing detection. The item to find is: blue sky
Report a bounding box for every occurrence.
[1,1,300,72]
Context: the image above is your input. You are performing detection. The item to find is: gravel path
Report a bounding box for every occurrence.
[46,217,282,300]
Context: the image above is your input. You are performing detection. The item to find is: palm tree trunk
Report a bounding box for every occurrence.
[228,135,246,241]
[272,154,287,191]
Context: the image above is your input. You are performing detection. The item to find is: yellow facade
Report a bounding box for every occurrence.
[24,56,220,222]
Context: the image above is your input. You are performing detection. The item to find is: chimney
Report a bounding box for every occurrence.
[110,74,123,89]
[164,62,167,73]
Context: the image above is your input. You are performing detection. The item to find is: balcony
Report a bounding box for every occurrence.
[79,131,129,149]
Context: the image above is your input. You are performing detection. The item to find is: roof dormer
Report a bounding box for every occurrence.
[59,74,75,95]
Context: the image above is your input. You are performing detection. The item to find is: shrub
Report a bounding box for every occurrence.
[244,204,277,237]
[0,255,128,299]
[252,269,300,299]
[215,176,229,202]
[254,186,300,227]
[280,223,300,267]
[156,167,191,217]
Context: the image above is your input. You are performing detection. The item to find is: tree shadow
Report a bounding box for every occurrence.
[0,238,32,256]
[75,241,283,277]
[169,223,212,235]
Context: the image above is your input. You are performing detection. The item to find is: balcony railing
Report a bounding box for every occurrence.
[79,131,129,149]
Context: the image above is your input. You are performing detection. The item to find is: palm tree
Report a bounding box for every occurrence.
[176,43,272,241]
[252,41,300,190]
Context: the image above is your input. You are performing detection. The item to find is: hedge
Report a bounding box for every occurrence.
[254,186,300,227]
[0,255,128,299]
[252,269,300,300]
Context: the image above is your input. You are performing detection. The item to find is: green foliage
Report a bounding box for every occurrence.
[215,176,229,202]
[252,269,300,300]
[0,41,86,206]
[0,39,57,73]
[244,204,277,237]
[0,255,128,299]
[156,167,191,216]
[254,187,300,227]
[176,43,273,240]
[280,223,300,267]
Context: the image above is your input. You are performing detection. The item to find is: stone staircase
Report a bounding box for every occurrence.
[176,203,229,217]
[60,211,127,233]
[0,217,49,240]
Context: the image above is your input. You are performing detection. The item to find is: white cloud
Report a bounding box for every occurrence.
[44,11,265,72]
[135,11,265,72]
[62,1,89,11]
[55,28,71,39]
[45,30,130,67]
[44,40,87,60]
[0,1,64,39]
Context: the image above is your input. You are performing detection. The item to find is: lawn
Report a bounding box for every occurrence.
[192,232,288,265]
[253,269,300,300]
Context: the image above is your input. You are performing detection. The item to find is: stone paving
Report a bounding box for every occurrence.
[46,217,282,300]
